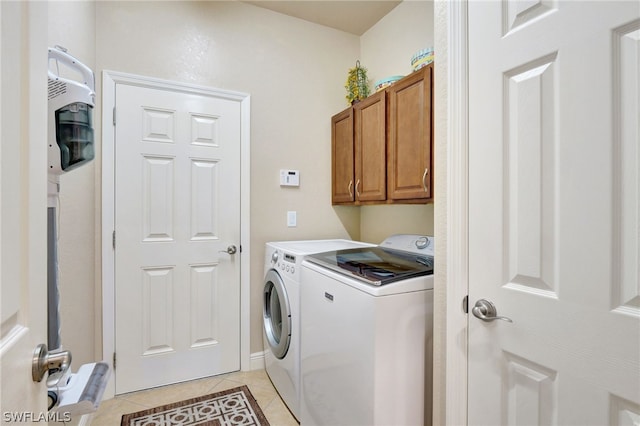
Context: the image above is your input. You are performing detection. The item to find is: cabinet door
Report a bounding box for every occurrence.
[387,65,433,201]
[331,108,355,204]
[354,90,386,202]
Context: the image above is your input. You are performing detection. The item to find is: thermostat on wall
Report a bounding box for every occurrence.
[280,169,300,187]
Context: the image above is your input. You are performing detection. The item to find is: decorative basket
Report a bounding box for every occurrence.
[411,48,434,71]
[374,75,404,92]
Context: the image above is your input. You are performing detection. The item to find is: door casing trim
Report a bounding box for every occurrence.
[100,70,251,399]
[433,1,469,425]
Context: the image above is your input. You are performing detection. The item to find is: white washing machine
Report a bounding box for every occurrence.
[263,239,375,421]
[300,234,435,426]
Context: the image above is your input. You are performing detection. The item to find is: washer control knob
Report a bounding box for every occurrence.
[271,252,279,264]
[415,237,430,249]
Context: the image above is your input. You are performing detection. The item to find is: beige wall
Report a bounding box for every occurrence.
[57,2,360,364]
[50,0,434,365]
[359,1,435,244]
[361,0,434,84]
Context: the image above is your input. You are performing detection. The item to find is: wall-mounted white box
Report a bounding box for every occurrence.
[280,169,300,187]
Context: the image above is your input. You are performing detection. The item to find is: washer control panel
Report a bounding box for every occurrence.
[379,234,435,256]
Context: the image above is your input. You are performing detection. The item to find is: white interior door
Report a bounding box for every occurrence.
[469,1,640,425]
[114,82,241,394]
[0,0,48,418]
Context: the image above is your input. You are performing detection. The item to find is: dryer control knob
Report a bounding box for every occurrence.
[271,252,279,264]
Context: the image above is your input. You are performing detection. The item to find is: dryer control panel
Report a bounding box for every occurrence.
[272,249,299,277]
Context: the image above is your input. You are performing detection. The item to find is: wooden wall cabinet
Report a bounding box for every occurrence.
[354,90,387,202]
[331,90,386,204]
[331,108,355,203]
[331,64,433,205]
[387,65,432,201]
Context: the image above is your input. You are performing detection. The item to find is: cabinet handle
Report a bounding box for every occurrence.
[355,179,361,199]
[348,180,353,197]
[422,168,429,192]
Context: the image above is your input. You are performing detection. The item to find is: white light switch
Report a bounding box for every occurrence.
[287,211,297,227]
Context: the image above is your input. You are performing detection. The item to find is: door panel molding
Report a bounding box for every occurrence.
[503,52,558,299]
[611,19,640,316]
[101,71,250,399]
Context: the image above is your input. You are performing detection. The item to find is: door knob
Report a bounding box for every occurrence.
[471,299,513,323]
[219,245,237,255]
[32,344,72,383]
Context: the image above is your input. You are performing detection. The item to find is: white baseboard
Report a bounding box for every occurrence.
[250,350,266,371]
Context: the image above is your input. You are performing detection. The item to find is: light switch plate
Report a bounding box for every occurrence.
[287,211,297,227]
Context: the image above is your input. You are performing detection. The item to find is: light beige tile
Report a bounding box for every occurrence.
[118,375,224,408]
[209,378,249,393]
[245,382,279,409]
[262,393,299,426]
[92,369,298,425]
[222,369,274,390]
[90,397,149,425]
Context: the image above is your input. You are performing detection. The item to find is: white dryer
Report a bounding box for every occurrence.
[262,239,375,421]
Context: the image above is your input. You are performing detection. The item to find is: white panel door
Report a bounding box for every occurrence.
[469,1,640,425]
[0,0,48,419]
[114,83,241,393]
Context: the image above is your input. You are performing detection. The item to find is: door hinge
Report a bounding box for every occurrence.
[113,107,116,126]
[113,352,116,370]
[112,230,116,250]
[463,295,469,314]
[239,245,243,253]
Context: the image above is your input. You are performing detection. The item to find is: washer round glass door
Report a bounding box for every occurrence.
[263,269,291,359]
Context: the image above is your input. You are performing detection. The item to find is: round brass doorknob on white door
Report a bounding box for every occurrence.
[219,245,237,255]
[472,299,513,323]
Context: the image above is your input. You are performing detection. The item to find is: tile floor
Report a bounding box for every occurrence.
[89,369,298,426]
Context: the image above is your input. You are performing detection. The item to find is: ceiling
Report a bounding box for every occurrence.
[242,1,402,35]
